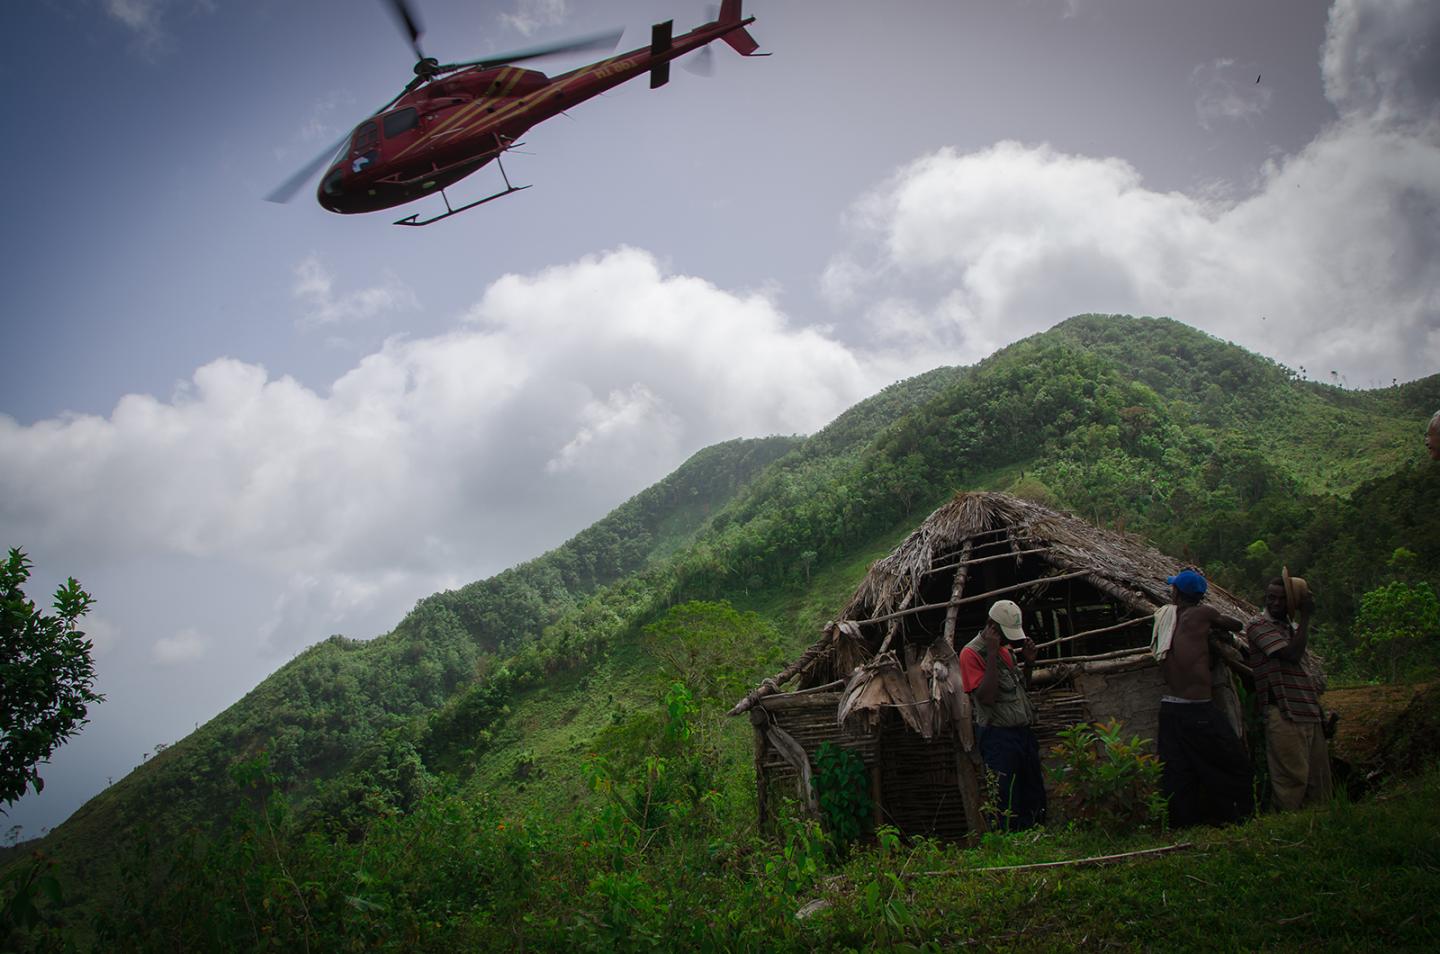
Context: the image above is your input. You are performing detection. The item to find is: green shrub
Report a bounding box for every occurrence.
[1048,720,1165,832]
[813,741,872,851]
[1355,581,1440,682]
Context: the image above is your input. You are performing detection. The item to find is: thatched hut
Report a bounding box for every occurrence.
[730,491,1266,840]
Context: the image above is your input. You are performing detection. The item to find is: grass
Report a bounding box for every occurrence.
[803,770,1440,951]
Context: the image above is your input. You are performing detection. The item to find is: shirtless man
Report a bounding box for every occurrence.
[1155,569,1253,827]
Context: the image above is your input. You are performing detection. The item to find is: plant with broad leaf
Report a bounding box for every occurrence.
[813,741,872,851]
[1048,719,1165,831]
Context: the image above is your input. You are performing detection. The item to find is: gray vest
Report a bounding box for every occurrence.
[964,632,1036,728]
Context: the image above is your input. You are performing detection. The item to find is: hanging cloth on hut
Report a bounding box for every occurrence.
[1150,604,1177,661]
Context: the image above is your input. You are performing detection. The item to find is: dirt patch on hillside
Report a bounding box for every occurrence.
[1325,683,1431,765]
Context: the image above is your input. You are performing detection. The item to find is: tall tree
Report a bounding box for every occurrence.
[1,548,102,806]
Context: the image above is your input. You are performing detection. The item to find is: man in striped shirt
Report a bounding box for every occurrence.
[1245,578,1332,810]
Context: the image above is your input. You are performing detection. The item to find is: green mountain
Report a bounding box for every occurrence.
[10,314,1437,936]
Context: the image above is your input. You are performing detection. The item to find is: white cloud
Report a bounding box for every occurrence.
[1323,0,1440,127]
[152,628,207,665]
[0,248,895,655]
[501,0,568,37]
[1192,58,1273,130]
[546,384,681,475]
[292,255,420,328]
[822,0,1440,386]
[102,0,216,58]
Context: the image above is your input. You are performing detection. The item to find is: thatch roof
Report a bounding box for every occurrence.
[731,490,1269,719]
[841,491,1252,626]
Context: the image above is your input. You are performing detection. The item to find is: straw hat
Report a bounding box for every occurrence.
[1281,566,1311,615]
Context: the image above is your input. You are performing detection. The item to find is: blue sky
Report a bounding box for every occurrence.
[2,0,1437,838]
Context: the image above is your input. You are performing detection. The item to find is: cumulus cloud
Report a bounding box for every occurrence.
[546,384,681,475]
[153,628,207,665]
[1,248,896,655]
[292,255,420,328]
[822,0,1440,385]
[1322,0,1440,126]
[1192,58,1273,130]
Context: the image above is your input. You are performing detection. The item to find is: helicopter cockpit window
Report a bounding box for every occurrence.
[383,108,419,139]
[322,168,345,197]
[352,121,378,153]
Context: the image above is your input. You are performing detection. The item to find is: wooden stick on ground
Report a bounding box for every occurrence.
[909,842,1193,877]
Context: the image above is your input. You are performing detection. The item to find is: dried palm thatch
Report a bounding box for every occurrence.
[732,490,1320,717]
[838,491,1251,634]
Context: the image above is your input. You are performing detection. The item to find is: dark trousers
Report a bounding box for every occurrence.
[978,724,1047,831]
[1158,700,1254,828]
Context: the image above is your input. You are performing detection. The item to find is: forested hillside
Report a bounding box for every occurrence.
[8,314,1436,948]
[16,434,801,911]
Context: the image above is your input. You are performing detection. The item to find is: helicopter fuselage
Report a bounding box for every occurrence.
[318,12,756,215]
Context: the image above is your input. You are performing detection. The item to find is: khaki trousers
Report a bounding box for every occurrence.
[1264,706,1333,810]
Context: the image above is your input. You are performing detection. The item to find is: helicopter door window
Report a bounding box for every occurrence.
[382,107,419,139]
[351,121,378,153]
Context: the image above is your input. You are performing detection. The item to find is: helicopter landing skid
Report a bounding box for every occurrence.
[393,153,530,227]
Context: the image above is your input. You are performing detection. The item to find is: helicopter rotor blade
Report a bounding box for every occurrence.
[681,9,720,78]
[682,44,714,77]
[264,135,348,204]
[264,83,413,205]
[433,27,625,74]
[381,0,427,61]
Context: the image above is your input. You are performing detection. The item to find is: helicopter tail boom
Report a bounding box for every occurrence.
[717,0,760,56]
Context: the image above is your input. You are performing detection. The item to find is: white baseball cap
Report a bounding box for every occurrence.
[988,599,1026,642]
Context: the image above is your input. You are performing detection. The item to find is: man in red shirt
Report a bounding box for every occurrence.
[959,599,1045,830]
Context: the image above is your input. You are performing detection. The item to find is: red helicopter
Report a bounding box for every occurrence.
[267,0,765,226]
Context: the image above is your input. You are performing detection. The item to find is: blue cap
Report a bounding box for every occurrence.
[1166,569,1208,595]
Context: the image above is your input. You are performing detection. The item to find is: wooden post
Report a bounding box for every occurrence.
[870,731,885,830]
[941,540,974,651]
[878,576,925,656]
[954,741,988,838]
[750,707,769,831]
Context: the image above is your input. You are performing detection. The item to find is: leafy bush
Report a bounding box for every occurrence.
[1355,581,1440,682]
[1048,720,1165,832]
[813,741,872,850]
